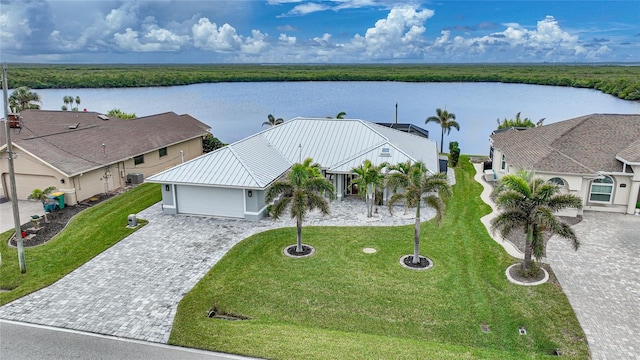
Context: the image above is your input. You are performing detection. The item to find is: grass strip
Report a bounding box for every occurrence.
[0,183,161,305]
[170,157,588,359]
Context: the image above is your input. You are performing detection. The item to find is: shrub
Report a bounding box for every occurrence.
[449,141,460,167]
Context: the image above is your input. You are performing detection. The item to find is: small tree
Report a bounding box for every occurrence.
[426,108,460,153]
[387,161,452,265]
[449,141,460,167]
[108,108,136,119]
[496,112,542,129]
[352,160,386,217]
[266,158,334,254]
[8,87,41,112]
[28,186,57,203]
[262,114,284,127]
[202,133,226,153]
[491,170,582,274]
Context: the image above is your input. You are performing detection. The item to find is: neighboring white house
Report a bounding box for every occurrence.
[489,113,640,216]
[147,117,440,221]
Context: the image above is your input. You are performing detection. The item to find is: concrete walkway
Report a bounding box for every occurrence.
[0,169,454,343]
[547,212,640,360]
[472,163,524,259]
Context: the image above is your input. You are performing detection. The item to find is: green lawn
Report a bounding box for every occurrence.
[170,157,588,359]
[0,183,161,305]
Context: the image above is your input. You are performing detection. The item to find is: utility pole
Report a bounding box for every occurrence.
[2,63,26,273]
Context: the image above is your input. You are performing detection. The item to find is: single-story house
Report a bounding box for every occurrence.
[147,117,440,221]
[489,113,640,216]
[0,110,210,204]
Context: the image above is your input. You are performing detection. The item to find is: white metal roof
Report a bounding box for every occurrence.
[148,117,439,189]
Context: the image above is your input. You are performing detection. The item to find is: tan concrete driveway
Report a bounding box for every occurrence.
[0,200,46,233]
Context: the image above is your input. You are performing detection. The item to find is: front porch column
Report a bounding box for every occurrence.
[335,174,344,202]
[626,180,640,215]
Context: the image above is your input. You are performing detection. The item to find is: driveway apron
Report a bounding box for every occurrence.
[547,212,640,360]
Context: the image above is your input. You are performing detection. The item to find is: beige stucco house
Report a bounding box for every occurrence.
[1,110,210,205]
[489,114,640,216]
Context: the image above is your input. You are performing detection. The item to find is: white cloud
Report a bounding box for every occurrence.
[279,33,297,45]
[428,15,609,61]
[192,18,270,54]
[112,23,190,52]
[287,3,331,16]
[346,6,434,58]
[0,11,31,50]
[192,18,243,51]
[313,33,333,46]
[242,30,270,54]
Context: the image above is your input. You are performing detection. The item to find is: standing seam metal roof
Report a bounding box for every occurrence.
[148,118,439,188]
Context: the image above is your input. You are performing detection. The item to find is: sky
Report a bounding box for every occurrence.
[1,1,638,64]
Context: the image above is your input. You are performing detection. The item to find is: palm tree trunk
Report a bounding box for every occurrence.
[296,217,303,253]
[440,129,445,153]
[367,184,373,217]
[413,201,421,264]
[522,225,533,272]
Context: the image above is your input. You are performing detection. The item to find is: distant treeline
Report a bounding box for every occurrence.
[6,63,640,101]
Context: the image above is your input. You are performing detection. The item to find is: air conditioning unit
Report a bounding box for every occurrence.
[127,173,144,184]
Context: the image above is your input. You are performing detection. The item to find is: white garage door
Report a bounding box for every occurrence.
[3,173,59,200]
[176,185,244,218]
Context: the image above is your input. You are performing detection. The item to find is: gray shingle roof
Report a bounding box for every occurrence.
[0,110,210,176]
[490,114,640,174]
[148,118,439,188]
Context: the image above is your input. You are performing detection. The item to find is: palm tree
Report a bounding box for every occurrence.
[63,96,73,111]
[336,111,346,119]
[8,87,41,112]
[352,160,386,217]
[491,170,582,273]
[385,160,412,214]
[425,108,460,153]
[266,158,334,253]
[262,114,284,127]
[387,161,452,265]
[496,112,540,130]
[74,96,81,111]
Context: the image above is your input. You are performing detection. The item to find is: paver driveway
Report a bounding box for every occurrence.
[0,194,441,343]
[547,212,640,360]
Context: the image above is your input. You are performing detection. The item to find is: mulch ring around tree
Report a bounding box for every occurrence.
[9,192,118,248]
[283,244,316,258]
[399,255,434,271]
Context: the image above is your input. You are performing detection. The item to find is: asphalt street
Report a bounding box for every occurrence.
[0,320,259,360]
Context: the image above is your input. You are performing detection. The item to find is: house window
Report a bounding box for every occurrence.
[159,147,168,157]
[548,177,565,186]
[500,154,506,170]
[589,176,614,203]
[549,177,568,194]
[134,155,144,165]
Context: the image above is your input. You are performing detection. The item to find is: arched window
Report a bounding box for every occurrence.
[589,176,614,203]
[548,177,565,186]
[548,177,568,194]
